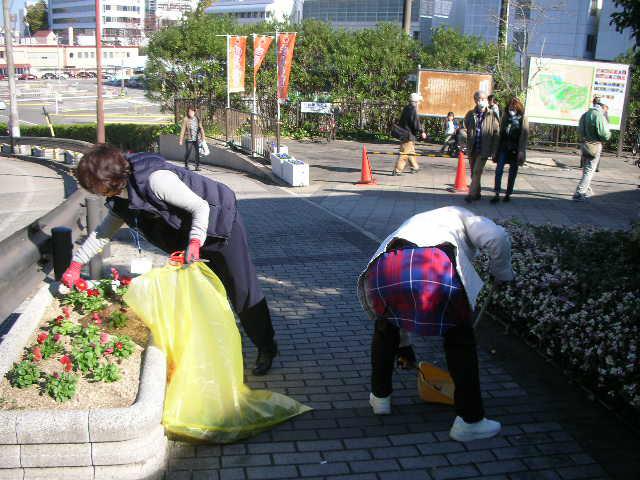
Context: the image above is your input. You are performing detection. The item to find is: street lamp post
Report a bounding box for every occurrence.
[95,0,105,143]
[2,0,21,148]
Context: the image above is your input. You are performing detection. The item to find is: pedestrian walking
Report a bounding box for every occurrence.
[464,91,500,202]
[574,97,611,201]
[440,112,458,154]
[392,92,426,176]
[62,145,279,376]
[491,97,529,203]
[179,106,205,171]
[488,94,500,120]
[358,206,514,442]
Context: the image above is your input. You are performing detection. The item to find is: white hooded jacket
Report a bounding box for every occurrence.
[357,206,515,319]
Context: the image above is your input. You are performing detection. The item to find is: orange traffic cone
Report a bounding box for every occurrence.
[449,151,469,193]
[356,145,377,186]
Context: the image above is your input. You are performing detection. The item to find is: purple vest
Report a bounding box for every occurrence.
[125,153,237,240]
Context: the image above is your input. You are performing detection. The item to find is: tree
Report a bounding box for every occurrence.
[610,0,640,51]
[25,0,48,33]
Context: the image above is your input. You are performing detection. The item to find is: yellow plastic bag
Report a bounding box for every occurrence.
[123,261,311,443]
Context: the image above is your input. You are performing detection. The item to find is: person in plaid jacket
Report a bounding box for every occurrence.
[357,206,514,442]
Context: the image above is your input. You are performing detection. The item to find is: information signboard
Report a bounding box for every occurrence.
[526,56,630,130]
[416,70,493,117]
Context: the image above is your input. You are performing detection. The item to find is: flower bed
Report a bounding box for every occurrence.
[1,269,149,410]
[477,221,640,418]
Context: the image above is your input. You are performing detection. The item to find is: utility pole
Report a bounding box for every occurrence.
[95,0,105,143]
[498,0,511,53]
[402,0,413,36]
[3,0,21,147]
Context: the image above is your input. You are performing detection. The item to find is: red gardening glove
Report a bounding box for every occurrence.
[61,261,83,288]
[185,238,201,264]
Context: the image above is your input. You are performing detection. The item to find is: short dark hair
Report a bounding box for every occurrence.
[75,144,130,196]
[488,94,496,102]
[447,111,455,117]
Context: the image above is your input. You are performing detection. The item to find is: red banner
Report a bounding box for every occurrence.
[253,35,273,91]
[277,32,297,101]
[228,35,247,93]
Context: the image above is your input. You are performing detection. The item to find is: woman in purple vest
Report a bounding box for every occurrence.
[61,144,278,376]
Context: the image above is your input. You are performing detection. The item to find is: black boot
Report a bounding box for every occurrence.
[253,341,278,376]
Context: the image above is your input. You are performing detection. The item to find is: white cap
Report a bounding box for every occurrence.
[410,92,422,103]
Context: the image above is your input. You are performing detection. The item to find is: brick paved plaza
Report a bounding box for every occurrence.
[156,141,638,480]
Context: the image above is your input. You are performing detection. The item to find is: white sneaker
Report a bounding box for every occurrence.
[449,416,501,442]
[369,393,391,415]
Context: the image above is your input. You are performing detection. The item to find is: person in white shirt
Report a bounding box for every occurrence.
[440,111,458,154]
[357,206,515,442]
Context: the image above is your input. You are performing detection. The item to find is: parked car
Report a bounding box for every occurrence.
[76,71,95,79]
[18,73,37,80]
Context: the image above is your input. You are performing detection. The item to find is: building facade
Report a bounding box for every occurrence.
[303,0,420,37]
[205,0,303,24]
[419,0,635,62]
[48,0,146,46]
[0,36,142,76]
[146,0,198,31]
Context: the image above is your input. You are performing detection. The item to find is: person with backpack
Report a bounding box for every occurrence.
[179,106,206,171]
[392,92,426,176]
[61,145,279,376]
[491,97,529,203]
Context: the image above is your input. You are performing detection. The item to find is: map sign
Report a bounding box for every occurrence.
[527,57,630,130]
[416,70,493,118]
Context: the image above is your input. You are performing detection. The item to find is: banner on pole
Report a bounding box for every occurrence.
[277,32,297,101]
[228,35,247,93]
[253,35,273,90]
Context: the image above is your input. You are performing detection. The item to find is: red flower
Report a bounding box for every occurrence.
[92,313,102,325]
[120,277,132,287]
[53,334,61,342]
[55,315,64,326]
[87,289,100,297]
[75,279,88,292]
[111,268,120,281]
[116,342,123,351]
[104,347,114,355]
[100,333,109,344]
[60,355,73,372]
[33,347,42,362]
[37,332,48,344]
[62,307,71,319]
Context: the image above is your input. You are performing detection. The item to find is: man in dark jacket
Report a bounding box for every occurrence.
[392,92,426,176]
[61,145,278,376]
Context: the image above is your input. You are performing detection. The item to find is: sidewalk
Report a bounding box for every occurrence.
[285,140,639,238]
[95,162,638,479]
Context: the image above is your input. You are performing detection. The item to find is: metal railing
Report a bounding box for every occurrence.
[0,137,94,324]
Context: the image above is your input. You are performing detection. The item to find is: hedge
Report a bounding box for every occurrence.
[0,123,175,152]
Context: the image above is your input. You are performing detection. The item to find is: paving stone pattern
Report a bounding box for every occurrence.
[162,165,635,480]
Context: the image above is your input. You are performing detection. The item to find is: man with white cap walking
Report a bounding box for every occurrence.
[392,92,427,176]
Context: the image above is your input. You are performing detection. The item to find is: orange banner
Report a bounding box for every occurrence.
[228,35,247,93]
[277,33,297,101]
[253,35,273,90]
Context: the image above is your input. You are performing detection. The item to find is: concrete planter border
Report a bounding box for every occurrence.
[0,285,168,479]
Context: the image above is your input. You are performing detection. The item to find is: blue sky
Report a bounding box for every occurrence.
[1,0,32,27]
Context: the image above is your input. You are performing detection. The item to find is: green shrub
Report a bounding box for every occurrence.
[0,122,167,152]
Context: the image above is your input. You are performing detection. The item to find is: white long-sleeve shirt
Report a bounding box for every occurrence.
[357,206,514,315]
[72,170,210,264]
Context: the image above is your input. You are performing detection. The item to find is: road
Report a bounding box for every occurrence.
[0,79,171,126]
[0,156,65,241]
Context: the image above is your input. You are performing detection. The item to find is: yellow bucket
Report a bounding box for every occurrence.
[417,361,455,405]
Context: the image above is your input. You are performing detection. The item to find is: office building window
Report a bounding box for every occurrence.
[515,0,531,19]
[586,34,596,52]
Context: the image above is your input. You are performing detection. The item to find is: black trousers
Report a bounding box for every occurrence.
[184,140,200,169]
[494,149,519,196]
[201,215,275,350]
[371,318,485,423]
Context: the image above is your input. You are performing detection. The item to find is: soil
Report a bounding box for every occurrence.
[0,297,150,411]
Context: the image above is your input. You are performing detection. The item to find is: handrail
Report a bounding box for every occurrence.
[0,138,92,325]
